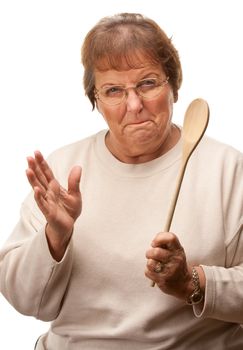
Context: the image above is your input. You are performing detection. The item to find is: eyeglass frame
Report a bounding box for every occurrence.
[94,76,170,106]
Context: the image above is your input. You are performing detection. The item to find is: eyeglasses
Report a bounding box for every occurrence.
[94,77,169,106]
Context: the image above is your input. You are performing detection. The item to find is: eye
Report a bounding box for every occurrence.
[103,86,124,97]
[137,78,158,91]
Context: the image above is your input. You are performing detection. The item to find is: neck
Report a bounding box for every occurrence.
[105,124,181,164]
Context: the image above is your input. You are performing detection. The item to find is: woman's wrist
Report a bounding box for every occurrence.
[45,224,73,262]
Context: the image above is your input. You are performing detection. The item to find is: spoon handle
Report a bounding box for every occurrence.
[150,160,187,287]
[163,159,188,232]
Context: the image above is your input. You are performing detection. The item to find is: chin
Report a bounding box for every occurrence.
[126,127,160,144]
[127,135,161,156]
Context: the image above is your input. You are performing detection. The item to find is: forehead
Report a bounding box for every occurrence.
[94,50,163,83]
[94,49,159,71]
[95,63,164,86]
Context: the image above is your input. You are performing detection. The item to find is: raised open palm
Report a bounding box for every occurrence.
[26,151,82,250]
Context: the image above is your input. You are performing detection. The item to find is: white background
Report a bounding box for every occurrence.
[0,0,242,348]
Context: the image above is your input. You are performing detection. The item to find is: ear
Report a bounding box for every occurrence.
[96,101,100,112]
[169,87,176,104]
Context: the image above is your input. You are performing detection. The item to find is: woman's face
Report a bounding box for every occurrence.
[95,60,178,163]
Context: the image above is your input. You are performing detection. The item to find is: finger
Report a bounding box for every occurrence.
[146,247,171,262]
[27,156,49,189]
[33,186,49,217]
[26,167,36,188]
[152,232,182,250]
[26,167,46,193]
[144,263,161,284]
[68,166,82,194]
[146,258,163,273]
[34,151,55,182]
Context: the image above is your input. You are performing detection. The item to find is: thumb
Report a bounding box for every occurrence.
[68,166,82,194]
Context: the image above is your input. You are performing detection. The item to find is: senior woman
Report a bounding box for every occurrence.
[0,13,243,350]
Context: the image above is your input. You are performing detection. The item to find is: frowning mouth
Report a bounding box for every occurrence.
[127,120,152,126]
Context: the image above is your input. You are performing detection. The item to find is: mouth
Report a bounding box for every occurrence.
[127,120,152,126]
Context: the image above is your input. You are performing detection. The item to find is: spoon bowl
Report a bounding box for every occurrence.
[182,98,209,159]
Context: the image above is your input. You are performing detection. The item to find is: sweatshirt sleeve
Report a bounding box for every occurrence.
[194,149,243,323]
[0,192,74,321]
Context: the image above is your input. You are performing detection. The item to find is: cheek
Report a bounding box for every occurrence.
[97,102,125,126]
[152,92,174,118]
[97,102,110,123]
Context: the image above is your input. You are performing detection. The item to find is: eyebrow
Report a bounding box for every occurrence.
[98,72,162,89]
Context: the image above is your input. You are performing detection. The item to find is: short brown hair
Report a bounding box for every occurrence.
[81,13,182,109]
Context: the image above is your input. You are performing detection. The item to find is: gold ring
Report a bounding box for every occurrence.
[154,261,163,273]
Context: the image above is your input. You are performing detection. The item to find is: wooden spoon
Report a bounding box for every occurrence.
[151,98,209,287]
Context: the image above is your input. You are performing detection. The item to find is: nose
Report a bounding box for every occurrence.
[125,89,143,113]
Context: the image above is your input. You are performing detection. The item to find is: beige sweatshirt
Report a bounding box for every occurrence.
[0,129,243,350]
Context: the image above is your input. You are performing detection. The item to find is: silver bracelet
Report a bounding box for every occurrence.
[187,267,204,305]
